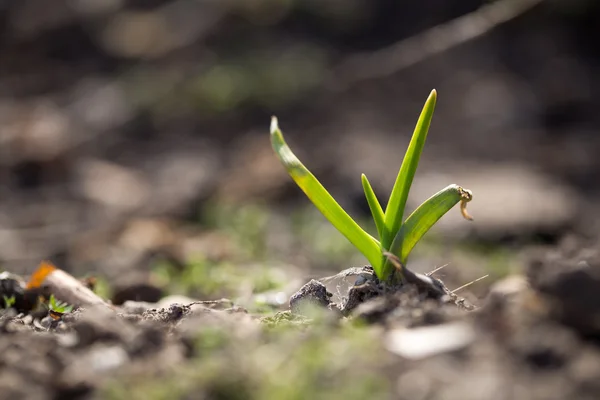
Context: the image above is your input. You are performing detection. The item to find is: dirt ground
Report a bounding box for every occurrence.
[1,238,600,399]
[2,1,600,399]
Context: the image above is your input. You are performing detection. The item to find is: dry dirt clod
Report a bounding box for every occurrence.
[289,279,336,316]
[351,294,402,324]
[342,278,383,316]
[318,264,473,317]
[527,251,600,337]
[141,303,191,324]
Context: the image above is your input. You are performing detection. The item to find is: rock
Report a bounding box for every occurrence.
[527,248,600,336]
[408,163,578,239]
[289,279,334,316]
[385,322,475,360]
[341,272,382,316]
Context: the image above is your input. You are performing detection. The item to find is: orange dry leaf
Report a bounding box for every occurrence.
[26,261,57,290]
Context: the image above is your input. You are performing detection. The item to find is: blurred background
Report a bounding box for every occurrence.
[0,0,599,307]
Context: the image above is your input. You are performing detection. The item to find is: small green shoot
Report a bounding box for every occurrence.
[361,174,385,239]
[2,295,16,309]
[47,294,74,314]
[270,90,473,281]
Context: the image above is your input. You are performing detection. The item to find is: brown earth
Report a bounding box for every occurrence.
[2,239,600,399]
[2,1,600,399]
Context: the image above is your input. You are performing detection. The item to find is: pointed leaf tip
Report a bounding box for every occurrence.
[427,89,437,105]
[270,116,279,134]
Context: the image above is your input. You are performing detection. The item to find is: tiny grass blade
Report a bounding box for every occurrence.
[382,90,437,249]
[361,174,385,239]
[270,117,382,270]
[382,184,472,278]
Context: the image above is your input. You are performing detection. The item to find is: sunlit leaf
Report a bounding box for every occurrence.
[361,174,386,240]
[270,117,382,270]
[382,90,437,250]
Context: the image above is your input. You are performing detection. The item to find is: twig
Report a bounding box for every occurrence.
[329,0,545,91]
[451,274,490,294]
[27,261,113,311]
[427,263,449,277]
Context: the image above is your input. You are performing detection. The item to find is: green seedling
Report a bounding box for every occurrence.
[2,295,16,309]
[47,294,74,314]
[270,90,473,281]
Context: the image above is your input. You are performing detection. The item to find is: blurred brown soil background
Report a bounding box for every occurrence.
[1,0,599,292]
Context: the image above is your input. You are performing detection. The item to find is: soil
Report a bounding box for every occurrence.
[1,1,600,399]
[2,240,600,399]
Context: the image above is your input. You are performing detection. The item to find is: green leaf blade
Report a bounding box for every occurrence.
[361,174,385,240]
[270,117,382,270]
[384,184,472,278]
[382,89,437,249]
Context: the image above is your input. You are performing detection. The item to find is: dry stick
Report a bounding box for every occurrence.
[427,263,449,277]
[29,262,114,311]
[41,269,114,310]
[451,274,490,294]
[329,0,545,91]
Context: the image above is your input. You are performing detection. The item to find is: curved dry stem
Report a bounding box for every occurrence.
[330,0,544,90]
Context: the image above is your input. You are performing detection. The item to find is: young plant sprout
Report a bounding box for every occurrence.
[270,90,473,282]
[47,294,74,314]
[2,295,16,309]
